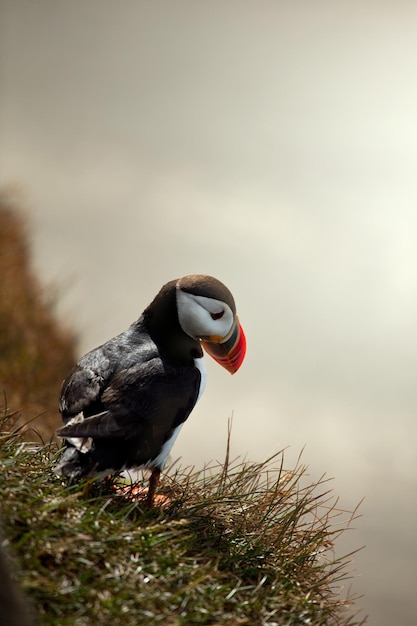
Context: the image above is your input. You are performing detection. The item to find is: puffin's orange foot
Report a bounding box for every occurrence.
[111,483,171,507]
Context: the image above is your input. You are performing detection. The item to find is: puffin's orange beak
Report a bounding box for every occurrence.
[201,317,246,374]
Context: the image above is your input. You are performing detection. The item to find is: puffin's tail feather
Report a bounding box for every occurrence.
[54,446,97,480]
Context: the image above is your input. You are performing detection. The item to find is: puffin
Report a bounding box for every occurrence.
[55,274,246,504]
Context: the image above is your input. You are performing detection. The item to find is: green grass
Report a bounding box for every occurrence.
[0,411,365,626]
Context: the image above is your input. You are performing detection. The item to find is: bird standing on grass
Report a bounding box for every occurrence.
[55,275,246,505]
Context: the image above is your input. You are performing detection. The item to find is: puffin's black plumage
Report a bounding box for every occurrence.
[55,274,246,503]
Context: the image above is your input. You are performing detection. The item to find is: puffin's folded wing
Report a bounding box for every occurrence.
[57,361,202,443]
[59,358,111,420]
[56,410,132,440]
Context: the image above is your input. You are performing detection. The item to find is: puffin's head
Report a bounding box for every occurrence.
[176,275,246,374]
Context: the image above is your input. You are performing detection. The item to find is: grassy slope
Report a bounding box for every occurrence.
[1,414,364,626]
[0,197,365,624]
[0,193,77,440]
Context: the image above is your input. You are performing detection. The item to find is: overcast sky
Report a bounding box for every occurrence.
[1,2,416,623]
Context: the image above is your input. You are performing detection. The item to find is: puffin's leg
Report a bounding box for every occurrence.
[146,468,161,507]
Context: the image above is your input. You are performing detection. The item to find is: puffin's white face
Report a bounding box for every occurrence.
[176,290,235,342]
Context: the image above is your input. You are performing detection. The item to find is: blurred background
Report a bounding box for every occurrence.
[1,1,416,624]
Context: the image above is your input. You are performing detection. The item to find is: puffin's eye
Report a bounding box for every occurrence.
[210,310,225,320]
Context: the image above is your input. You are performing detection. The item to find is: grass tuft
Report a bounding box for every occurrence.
[0,412,365,626]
